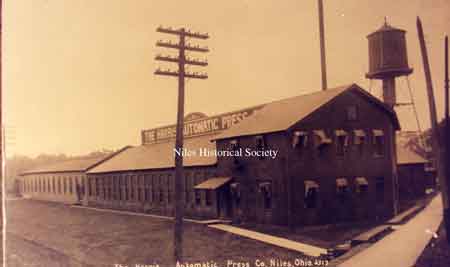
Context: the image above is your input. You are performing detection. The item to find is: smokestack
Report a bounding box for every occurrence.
[318,0,328,91]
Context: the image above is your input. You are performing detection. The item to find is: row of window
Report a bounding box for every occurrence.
[88,172,214,207]
[22,176,81,195]
[292,129,385,156]
[227,128,386,160]
[304,177,385,208]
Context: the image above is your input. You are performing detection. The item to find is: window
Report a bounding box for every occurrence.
[313,130,332,149]
[205,190,212,206]
[185,173,190,204]
[258,182,272,210]
[159,188,164,203]
[230,183,241,207]
[354,129,366,153]
[372,129,385,156]
[292,131,308,149]
[130,176,135,200]
[255,135,266,160]
[335,130,349,156]
[194,190,201,205]
[355,177,369,194]
[336,178,349,203]
[137,175,142,202]
[63,177,67,194]
[58,177,62,194]
[346,105,358,121]
[376,177,385,203]
[167,174,172,204]
[230,139,240,164]
[304,180,319,209]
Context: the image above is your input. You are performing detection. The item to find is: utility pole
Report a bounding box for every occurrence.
[445,35,450,243]
[417,17,449,241]
[318,0,328,90]
[154,26,209,261]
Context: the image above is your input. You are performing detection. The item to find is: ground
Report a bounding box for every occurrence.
[414,222,450,267]
[6,200,317,267]
[239,222,376,248]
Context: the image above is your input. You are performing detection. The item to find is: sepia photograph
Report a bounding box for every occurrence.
[1,1,450,266]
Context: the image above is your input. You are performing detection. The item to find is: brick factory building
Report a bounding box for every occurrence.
[19,84,403,226]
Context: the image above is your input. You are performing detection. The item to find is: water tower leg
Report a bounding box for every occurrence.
[382,78,396,108]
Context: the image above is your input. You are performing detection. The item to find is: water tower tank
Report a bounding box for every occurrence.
[366,23,413,79]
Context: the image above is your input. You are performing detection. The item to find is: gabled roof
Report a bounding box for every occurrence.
[21,147,129,175]
[22,157,106,175]
[87,134,217,174]
[213,84,400,140]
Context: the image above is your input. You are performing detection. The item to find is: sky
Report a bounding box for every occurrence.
[3,0,450,157]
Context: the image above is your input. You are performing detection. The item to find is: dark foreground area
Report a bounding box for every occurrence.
[415,222,450,267]
[6,200,316,267]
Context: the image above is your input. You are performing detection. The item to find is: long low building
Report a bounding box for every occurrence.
[20,84,403,226]
[19,153,124,204]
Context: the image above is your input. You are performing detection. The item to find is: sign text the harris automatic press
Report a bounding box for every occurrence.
[141,106,263,144]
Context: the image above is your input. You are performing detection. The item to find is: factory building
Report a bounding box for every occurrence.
[19,154,122,204]
[63,83,401,226]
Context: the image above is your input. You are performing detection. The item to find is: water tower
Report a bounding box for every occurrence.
[366,20,413,108]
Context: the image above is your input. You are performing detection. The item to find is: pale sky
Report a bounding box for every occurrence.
[4,0,450,157]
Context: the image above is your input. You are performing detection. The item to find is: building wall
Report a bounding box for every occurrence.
[398,163,428,201]
[215,90,399,226]
[85,165,218,219]
[216,132,288,225]
[20,172,85,204]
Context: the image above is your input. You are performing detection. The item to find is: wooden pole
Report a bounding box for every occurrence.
[445,35,450,243]
[417,17,449,239]
[318,0,328,90]
[154,26,209,261]
[173,29,186,261]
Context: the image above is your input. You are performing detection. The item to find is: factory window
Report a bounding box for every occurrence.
[58,177,62,194]
[63,177,67,194]
[120,176,125,201]
[69,177,73,194]
[372,129,385,157]
[255,135,266,160]
[151,175,156,203]
[355,177,369,194]
[125,176,130,201]
[230,183,241,207]
[131,175,137,200]
[167,174,172,204]
[95,177,100,197]
[185,173,190,204]
[107,177,112,200]
[292,131,308,149]
[115,176,120,200]
[335,130,349,156]
[194,190,201,205]
[313,130,332,150]
[304,180,319,209]
[159,188,164,203]
[376,177,385,203]
[346,105,358,121]
[230,139,240,164]
[258,182,272,210]
[205,190,212,206]
[143,175,149,202]
[336,178,349,203]
[353,129,366,153]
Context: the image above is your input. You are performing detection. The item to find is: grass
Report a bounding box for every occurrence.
[6,200,320,267]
